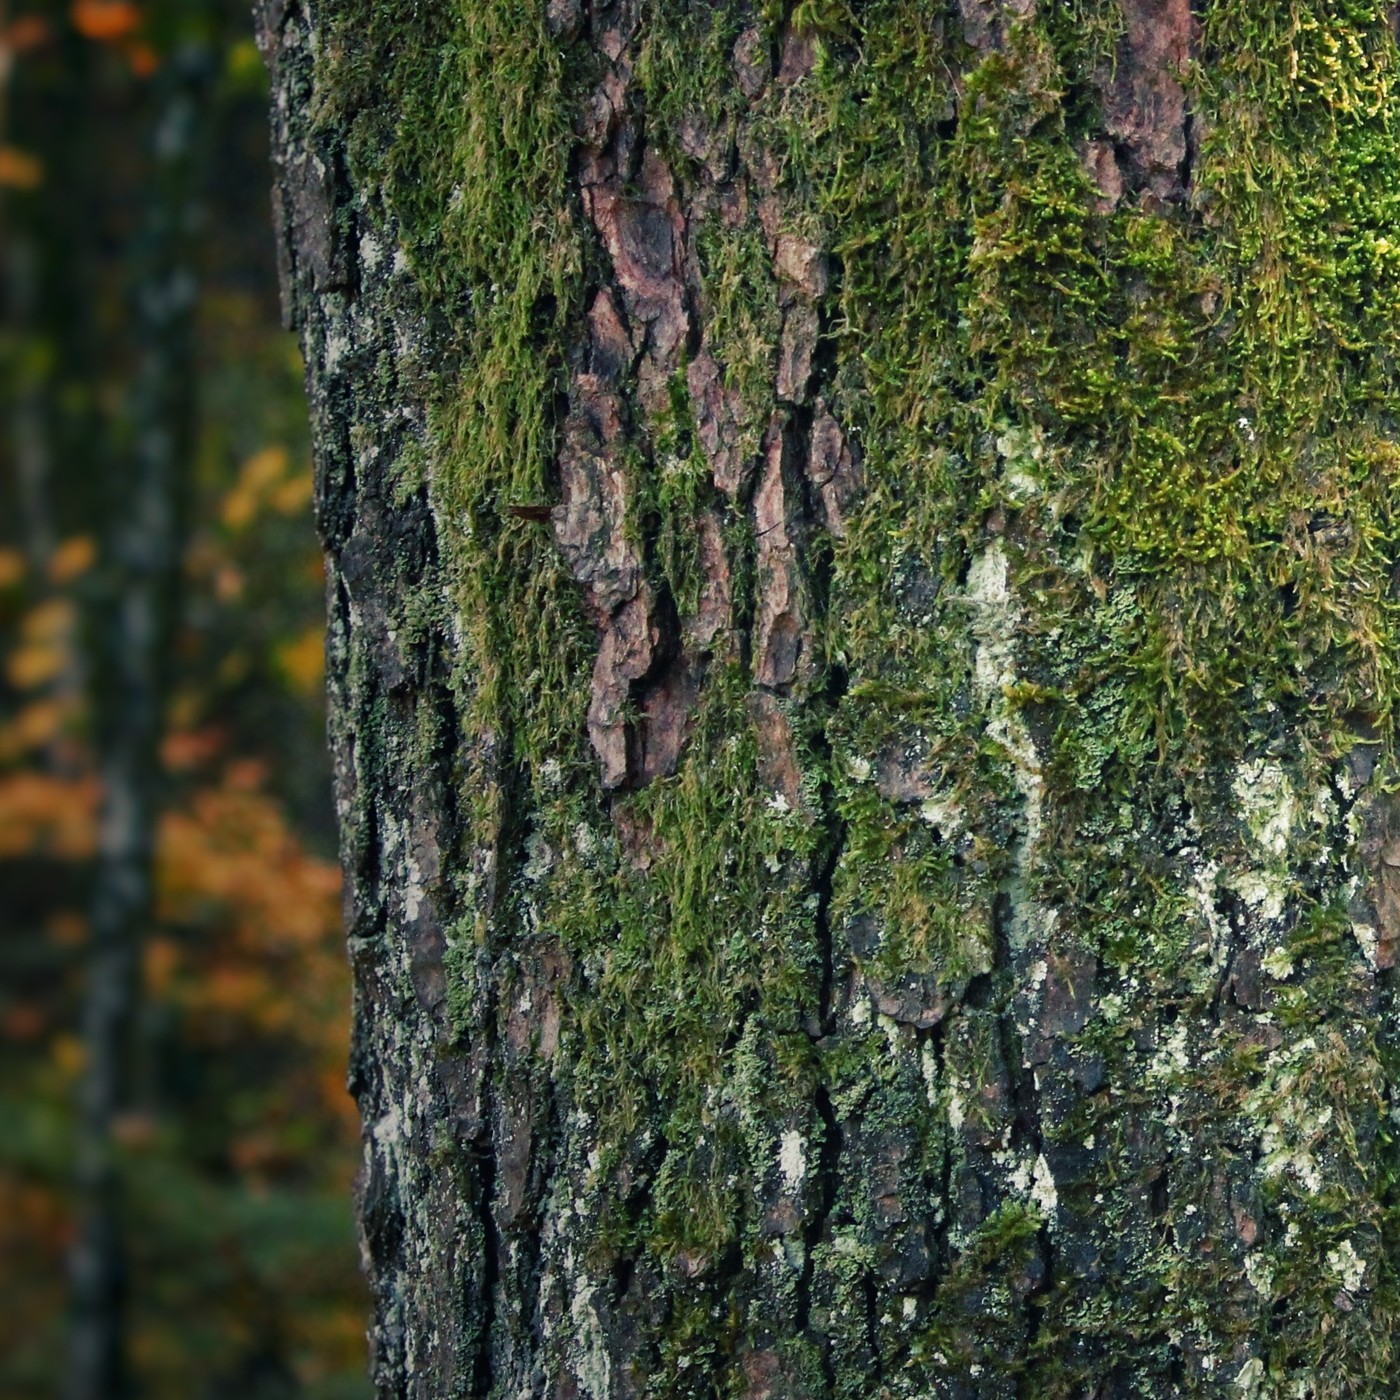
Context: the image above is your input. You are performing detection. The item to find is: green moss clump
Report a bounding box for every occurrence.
[315,0,1400,1390]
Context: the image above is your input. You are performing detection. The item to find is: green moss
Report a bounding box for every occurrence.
[693,217,784,452]
[317,0,1400,1390]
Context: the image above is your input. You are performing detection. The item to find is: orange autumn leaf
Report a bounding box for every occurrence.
[320,1065,359,1127]
[224,756,268,790]
[70,0,140,41]
[0,146,43,189]
[143,935,179,995]
[153,772,344,1040]
[6,598,77,690]
[271,470,313,515]
[0,698,68,760]
[125,40,157,76]
[0,773,98,858]
[160,726,225,771]
[2,1004,47,1041]
[0,1175,69,1249]
[7,16,53,52]
[48,534,95,585]
[47,910,86,947]
[109,1111,157,1148]
[6,642,64,690]
[52,1032,84,1078]
[229,1132,284,1174]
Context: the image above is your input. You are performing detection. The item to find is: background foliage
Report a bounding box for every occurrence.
[0,4,366,1395]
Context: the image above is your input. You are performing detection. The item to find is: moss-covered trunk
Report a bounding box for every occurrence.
[262,0,1400,1393]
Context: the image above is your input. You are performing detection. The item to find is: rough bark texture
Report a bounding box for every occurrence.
[262,0,1400,1395]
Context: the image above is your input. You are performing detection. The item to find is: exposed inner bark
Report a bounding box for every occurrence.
[263,0,1400,1394]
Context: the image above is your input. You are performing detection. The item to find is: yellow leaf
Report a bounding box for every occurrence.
[275,626,325,695]
[6,643,65,691]
[48,535,96,585]
[214,565,245,601]
[222,446,291,530]
[52,1034,84,1078]
[0,699,66,759]
[21,598,75,641]
[271,471,313,514]
[7,600,75,689]
[241,445,289,491]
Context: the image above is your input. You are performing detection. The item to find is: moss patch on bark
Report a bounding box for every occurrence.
[307,0,1400,1393]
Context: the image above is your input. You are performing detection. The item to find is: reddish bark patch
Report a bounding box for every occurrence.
[587,287,636,383]
[1351,789,1400,969]
[686,511,732,650]
[1079,137,1125,213]
[1100,0,1193,202]
[753,416,811,690]
[776,300,818,404]
[585,590,658,790]
[732,26,771,100]
[1025,946,1097,1063]
[806,400,862,538]
[688,346,749,495]
[957,0,1036,54]
[551,379,639,615]
[748,691,802,808]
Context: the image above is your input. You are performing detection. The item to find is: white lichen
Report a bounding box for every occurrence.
[1327,1238,1365,1293]
[921,1038,939,1108]
[1352,921,1380,970]
[1234,759,1295,859]
[1244,1251,1274,1296]
[965,542,1047,954]
[1229,868,1288,924]
[945,1078,966,1132]
[1235,1357,1265,1394]
[919,793,963,835]
[1031,1153,1058,1219]
[778,1129,806,1191]
[995,423,1045,504]
[569,1280,612,1398]
[403,848,425,922]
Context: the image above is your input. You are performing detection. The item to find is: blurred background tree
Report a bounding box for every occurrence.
[0,3,367,1396]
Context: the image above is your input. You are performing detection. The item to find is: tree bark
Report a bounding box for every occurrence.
[263,1,1400,1395]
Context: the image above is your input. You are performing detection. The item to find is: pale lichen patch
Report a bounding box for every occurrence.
[778,1129,806,1191]
[1031,1153,1058,1220]
[569,1278,612,1399]
[1327,1238,1365,1294]
[1234,759,1296,859]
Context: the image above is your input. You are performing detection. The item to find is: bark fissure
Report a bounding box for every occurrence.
[269,0,1400,1392]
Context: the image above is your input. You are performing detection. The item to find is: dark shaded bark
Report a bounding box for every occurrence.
[266,1,1400,1395]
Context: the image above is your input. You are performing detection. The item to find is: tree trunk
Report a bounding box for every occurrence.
[68,43,211,1400]
[261,1,1400,1394]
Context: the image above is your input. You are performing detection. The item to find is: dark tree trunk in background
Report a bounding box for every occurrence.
[264,0,1400,1394]
[68,45,210,1400]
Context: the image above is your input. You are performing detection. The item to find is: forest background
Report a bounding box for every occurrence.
[0,2,368,1396]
